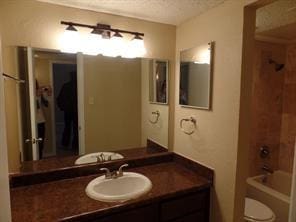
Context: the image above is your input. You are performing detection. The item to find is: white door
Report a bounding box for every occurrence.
[26,47,40,160]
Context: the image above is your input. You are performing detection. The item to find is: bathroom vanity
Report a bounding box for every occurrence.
[6,41,213,222]
[10,152,213,222]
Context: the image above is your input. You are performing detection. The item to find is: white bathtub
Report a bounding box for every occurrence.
[247,170,292,222]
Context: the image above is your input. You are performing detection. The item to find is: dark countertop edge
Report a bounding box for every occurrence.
[10,152,174,188]
[10,151,215,188]
[59,184,211,222]
[11,139,166,177]
[10,150,170,177]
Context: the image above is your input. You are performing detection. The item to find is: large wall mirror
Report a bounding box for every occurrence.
[3,46,170,173]
[149,60,168,104]
[179,42,214,110]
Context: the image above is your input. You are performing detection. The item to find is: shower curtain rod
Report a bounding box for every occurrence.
[2,73,25,83]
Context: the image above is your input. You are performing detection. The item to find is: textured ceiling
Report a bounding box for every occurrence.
[37,0,225,25]
[258,22,296,41]
[256,0,296,33]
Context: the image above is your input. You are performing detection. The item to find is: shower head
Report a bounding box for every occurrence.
[268,59,285,72]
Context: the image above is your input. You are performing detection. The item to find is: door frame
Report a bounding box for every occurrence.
[49,60,78,156]
[77,52,85,155]
[26,48,85,158]
[0,37,12,221]
[27,47,39,160]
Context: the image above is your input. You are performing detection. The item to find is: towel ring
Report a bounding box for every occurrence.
[149,110,160,124]
[180,117,196,135]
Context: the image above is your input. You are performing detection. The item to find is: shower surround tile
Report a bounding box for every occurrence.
[249,41,285,176]
[279,44,296,173]
[250,42,296,176]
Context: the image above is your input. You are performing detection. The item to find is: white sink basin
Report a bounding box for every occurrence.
[85,172,152,202]
[75,152,124,165]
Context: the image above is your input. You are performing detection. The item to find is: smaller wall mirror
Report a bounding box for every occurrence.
[149,60,168,104]
[179,42,214,110]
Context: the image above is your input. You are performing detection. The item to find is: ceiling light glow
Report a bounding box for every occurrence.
[60,25,80,53]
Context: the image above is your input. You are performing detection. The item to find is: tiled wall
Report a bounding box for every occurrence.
[249,41,286,176]
[250,41,296,176]
[279,44,296,173]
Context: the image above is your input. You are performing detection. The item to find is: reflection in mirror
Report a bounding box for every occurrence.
[3,46,169,173]
[179,42,213,109]
[149,60,168,104]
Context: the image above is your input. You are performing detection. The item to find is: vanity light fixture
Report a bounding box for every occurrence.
[60,24,80,53]
[60,21,146,58]
[103,31,125,57]
[123,34,146,58]
[83,28,104,56]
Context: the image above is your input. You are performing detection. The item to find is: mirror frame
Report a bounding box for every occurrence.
[179,41,214,110]
[149,59,169,105]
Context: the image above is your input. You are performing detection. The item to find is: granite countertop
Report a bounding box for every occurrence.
[10,162,211,222]
[11,146,166,176]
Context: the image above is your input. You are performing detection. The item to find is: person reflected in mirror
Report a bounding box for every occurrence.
[179,87,188,105]
[36,80,52,159]
[159,80,167,103]
[57,72,78,150]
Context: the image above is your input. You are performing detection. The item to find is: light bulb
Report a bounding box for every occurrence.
[103,32,124,57]
[123,35,146,58]
[59,25,80,53]
[83,29,103,56]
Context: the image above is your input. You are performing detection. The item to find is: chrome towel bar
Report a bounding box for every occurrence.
[180,116,196,135]
[149,110,160,124]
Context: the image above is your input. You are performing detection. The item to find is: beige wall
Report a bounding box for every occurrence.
[141,59,169,148]
[3,46,21,172]
[174,1,246,221]
[84,56,142,152]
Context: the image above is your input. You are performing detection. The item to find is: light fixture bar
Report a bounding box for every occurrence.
[61,21,144,37]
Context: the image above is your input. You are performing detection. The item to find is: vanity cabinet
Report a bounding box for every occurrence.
[160,190,209,222]
[89,189,210,222]
[94,204,158,222]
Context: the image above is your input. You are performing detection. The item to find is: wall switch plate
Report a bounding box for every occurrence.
[89,97,94,105]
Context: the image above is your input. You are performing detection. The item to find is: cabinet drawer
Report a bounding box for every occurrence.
[93,204,158,222]
[173,212,206,222]
[160,191,209,221]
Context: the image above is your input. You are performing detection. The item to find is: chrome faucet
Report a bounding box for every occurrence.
[100,168,112,179]
[100,164,129,179]
[94,153,114,163]
[262,165,274,174]
[261,164,273,183]
[118,164,128,177]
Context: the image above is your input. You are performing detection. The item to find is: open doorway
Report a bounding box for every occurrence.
[52,63,78,157]
[243,1,296,222]
[31,50,79,159]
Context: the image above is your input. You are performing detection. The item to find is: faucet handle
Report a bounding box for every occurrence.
[260,146,270,158]
[261,164,274,174]
[100,168,111,179]
[118,164,129,177]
